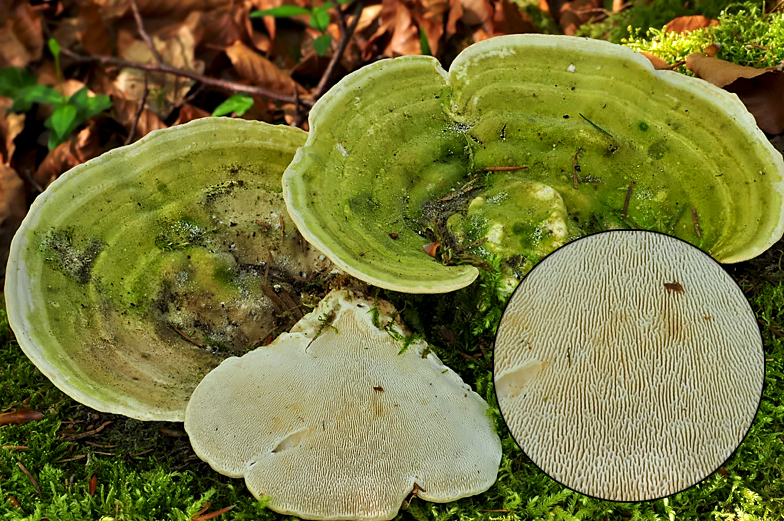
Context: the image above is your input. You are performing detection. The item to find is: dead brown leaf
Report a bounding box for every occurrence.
[348,5,384,34]
[416,0,447,56]
[640,51,668,70]
[0,410,43,427]
[114,22,205,118]
[78,1,114,56]
[0,98,24,165]
[0,165,26,273]
[225,40,304,94]
[112,96,167,141]
[492,0,537,35]
[134,0,231,20]
[384,0,420,56]
[446,0,464,36]
[174,104,211,125]
[664,15,718,34]
[34,140,80,189]
[558,0,602,36]
[0,2,44,68]
[460,0,494,27]
[686,54,784,134]
[686,53,769,87]
[771,135,784,156]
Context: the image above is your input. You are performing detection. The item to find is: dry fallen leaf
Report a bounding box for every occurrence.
[686,53,784,134]
[225,40,305,95]
[664,15,719,34]
[384,0,421,57]
[0,1,44,68]
[0,410,44,426]
[460,0,494,27]
[492,0,537,35]
[416,0,447,56]
[686,53,769,87]
[640,51,669,70]
[0,165,26,275]
[558,0,602,36]
[114,23,205,118]
[174,104,211,125]
[34,140,81,189]
[348,4,384,34]
[78,1,113,55]
[0,98,25,165]
[112,96,168,141]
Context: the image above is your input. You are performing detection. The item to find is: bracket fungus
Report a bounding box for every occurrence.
[283,34,784,293]
[185,289,502,521]
[494,231,764,501]
[4,118,327,421]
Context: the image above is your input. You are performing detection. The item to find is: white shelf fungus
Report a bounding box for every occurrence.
[494,231,764,501]
[185,289,502,520]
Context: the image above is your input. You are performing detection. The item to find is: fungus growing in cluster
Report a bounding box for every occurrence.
[283,34,784,294]
[185,289,502,521]
[4,118,326,421]
[493,231,764,501]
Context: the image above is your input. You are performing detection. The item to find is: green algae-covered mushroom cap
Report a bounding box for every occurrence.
[283,34,784,294]
[5,118,314,421]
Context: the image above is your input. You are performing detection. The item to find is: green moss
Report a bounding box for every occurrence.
[621,2,784,71]
[577,0,768,44]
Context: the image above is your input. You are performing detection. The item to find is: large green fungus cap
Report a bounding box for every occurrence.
[5,118,318,421]
[283,34,784,294]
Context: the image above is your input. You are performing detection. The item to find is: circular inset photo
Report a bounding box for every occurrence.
[493,230,764,501]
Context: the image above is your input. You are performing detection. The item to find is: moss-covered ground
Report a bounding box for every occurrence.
[3,1,784,520]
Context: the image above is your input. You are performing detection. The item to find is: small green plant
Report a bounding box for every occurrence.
[250,1,353,57]
[0,39,112,150]
[212,94,254,117]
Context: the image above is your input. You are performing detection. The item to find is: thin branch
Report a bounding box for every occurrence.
[129,0,163,63]
[313,1,363,99]
[59,47,311,106]
[125,76,149,145]
[17,462,42,498]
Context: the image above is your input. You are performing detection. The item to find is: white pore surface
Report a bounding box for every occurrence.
[494,231,764,501]
[185,289,502,520]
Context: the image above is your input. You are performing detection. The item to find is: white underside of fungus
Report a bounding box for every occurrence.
[185,289,502,520]
[494,231,764,501]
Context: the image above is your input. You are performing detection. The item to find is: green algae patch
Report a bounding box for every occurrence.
[283,34,784,294]
[4,118,322,421]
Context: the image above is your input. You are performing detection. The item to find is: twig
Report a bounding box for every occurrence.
[129,0,163,63]
[170,325,205,348]
[692,206,701,238]
[125,76,149,145]
[758,318,784,338]
[313,1,363,99]
[193,505,235,521]
[61,420,113,441]
[21,168,45,193]
[129,448,154,457]
[290,85,302,128]
[17,462,42,498]
[56,454,86,463]
[59,47,310,106]
[622,180,634,219]
[455,237,487,253]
